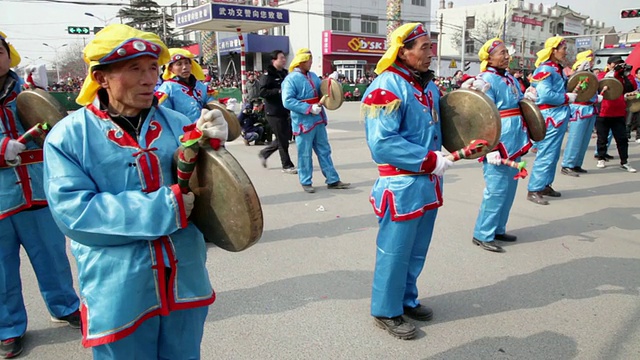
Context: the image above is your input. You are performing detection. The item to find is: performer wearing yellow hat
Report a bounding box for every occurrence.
[361,23,452,339]
[282,48,350,193]
[42,24,227,358]
[526,36,575,205]
[0,31,81,359]
[155,48,217,122]
[560,50,603,177]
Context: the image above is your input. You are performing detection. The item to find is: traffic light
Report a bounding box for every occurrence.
[464,61,471,72]
[93,27,104,34]
[620,9,639,18]
[67,26,90,35]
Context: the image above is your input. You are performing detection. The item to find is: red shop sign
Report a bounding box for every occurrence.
[322,31,386,55]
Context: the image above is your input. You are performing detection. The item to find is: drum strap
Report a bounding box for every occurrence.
[301,97,321,104]
[0,149,43,169]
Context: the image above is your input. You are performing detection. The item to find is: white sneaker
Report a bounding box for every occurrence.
[282,167,298,174]
[621,164,637,173]
[596,160,606,168]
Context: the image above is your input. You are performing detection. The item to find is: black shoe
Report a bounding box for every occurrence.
[561,167,579,177]
[527,191,549,205]
[51,310,81,329]
[403,305,433,321]
[604,154,614,160]
[541,185,561,197]
[302,185,315,193]
[0,335,24,359]
[494,233,517,242]
[572,166,588,173]
[327,181,351,189]
[373,316,417,340]
[258,154,267,168]
[472,238,504,253]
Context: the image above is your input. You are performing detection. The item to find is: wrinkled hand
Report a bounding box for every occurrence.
[196,108,228,145]
[4,139,26,162]
[311,104,323,115]
[461,77,490,93]
[182,192,195,218]
[486,151,502,166]
[432,151,454,176]
[524,87,537,102]
[576,60,591,72]
[566,93,577,103]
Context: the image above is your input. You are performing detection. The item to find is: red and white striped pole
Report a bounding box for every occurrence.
[237,28,247,105]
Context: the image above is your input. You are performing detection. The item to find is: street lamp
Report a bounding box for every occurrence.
[84,12,118,26]
[42,43,68,83]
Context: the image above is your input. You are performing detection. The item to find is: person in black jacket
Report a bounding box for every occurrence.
[258,50,297,174]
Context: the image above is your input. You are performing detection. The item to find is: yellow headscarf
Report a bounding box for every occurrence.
[374,23,428,75]
[288,48,312,73]
[76,24,169,106]
[0,31,21,68]
[478,38,504,72]
[535,36,565,68]
[572,50,594,70]
[162,48,205,81]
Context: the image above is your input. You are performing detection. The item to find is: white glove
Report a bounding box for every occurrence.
[486,151,502,166]
[4,140,26,162]
[431,151,454,176]
[311,104,323,115]
[472,79,491,93]
[596,95,604,103]
[196,108,228,144]
[566,93,577,103]
[576,60,591,72]
[460,77,476,90]
[182,192,195,218]
[524,87,537,102]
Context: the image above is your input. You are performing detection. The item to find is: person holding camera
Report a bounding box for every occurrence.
[595,56,637,173]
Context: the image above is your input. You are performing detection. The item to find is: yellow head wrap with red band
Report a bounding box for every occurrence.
[374,23,429,75]
[162,48,205,81]
[478,38,504,72]
[535,36,565,68]
[572,50,594,70]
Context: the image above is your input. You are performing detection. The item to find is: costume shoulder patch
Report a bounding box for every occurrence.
[361,88,401,119]
[531,72,551,82]
[154,91,168,104]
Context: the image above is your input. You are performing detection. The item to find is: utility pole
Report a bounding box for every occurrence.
[437,13,443,77]
[461,13,466,73]
[162,9,167,44]
[520,25,526,69]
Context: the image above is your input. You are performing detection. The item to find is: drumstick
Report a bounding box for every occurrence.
[176,128,203,194]
[446,139,489,161]
[500,159,529,179]
[16,122,50,144]
[318,94,329,106]
[600,85,609,95]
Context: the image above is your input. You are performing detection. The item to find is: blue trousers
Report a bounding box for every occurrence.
[295,125,340,186]
[473,160,519,242]
[528,121,568,192]
[92,306,208,360]
[0,208,79,340]
[371,208,437,318]
[562,116,596,168]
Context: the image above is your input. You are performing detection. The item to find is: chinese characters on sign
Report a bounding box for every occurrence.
[511,15,544,27]
[175,4,212,27]
[211,4,289,23]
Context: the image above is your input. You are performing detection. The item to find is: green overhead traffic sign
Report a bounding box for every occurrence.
[67,26,90,35]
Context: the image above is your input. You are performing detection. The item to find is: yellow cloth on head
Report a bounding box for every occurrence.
[162,48,205,81]
[76,24,169,106]
[288,48,312,73]
[535,36,564,68]
[478,38,504,72]
[374,23,423,75]
[572,50,594,70]
[0,31,21,68]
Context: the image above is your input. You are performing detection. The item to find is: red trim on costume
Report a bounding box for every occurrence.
[362,88,400,106]
[420,152,438,173]
[0,149,43,169]
[301,97,321,104]
[378,164,427,177]
[370,180,443,222]
[87,103,111,120]
[531,72,551,82]
[386,64,424,93]
[499,108,522,118]
[170,184,188,228]
[538,104,562,111]
[0,137,10,168]
[574,101,594,106]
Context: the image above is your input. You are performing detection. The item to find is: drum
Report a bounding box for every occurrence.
[567,71,598,103]
[16,88,66,147]
[440,89,501,159]
[599,78,624,100]
[319,78,344,110]
[519,99,546,142]
[626,93,640,113]
[206,101,242,141]
[174,147,263,252]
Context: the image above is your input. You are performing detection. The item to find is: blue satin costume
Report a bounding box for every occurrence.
[362,63,443,318]
[528,61,571,192]
[473,67,531,242]
[562,95,597,169]
[43,96,215,355]
[0,70,79,341]
[155,76,215,122]
[282,68,341,186]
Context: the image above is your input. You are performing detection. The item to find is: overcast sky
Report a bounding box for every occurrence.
[0,0,639,69]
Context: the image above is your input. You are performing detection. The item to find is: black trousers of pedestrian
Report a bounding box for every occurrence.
[595,116,629,165]
[626,111,639,140]
[259,115,295,169]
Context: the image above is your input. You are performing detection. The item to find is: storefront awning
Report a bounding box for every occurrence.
[175,3,289,33]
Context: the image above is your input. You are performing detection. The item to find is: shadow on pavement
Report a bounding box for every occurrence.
[555,181,640,200]
[22,326,82,357]
[258,180,372,206]
[260,214,377,243]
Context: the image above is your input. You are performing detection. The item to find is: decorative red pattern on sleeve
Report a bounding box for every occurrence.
[419,151,437,173]
[531,72,551,82]
[170,184,188,229]
[362,88,400,106]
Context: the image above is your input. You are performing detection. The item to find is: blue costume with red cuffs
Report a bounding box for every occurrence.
[562,94,598,169]
[155,77,216,122]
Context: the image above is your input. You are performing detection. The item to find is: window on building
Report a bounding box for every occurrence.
[361,15,378,34]
[411,0,427,6]
[549,21,554,33]
[195,31,201,44]
[181,0,188,11]
[464,32,474,54]
[191,0,198,6]
[331,12,351,32]
[466,16,475,29]
[540,20,545,32]
[170,3,177,17]
[529,41,536,54]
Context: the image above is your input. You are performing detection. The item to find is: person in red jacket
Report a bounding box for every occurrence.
[595,56,637,172]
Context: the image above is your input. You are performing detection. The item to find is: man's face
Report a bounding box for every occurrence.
[0,44,11,77]
[299,57,312,72]
[94,56,158,114]
[487,44,510,70]
[170,58,192,79]
[398,35,432,73]
[273,53,286,70]
[552,44,567,63]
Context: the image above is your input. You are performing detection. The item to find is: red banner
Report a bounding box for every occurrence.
[322,31,386,56]
[512,15,544,27]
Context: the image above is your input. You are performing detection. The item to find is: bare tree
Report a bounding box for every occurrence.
[450,16,514,54]
[57,42,87,80]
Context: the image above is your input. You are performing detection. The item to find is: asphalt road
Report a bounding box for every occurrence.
[17,102,640,359]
